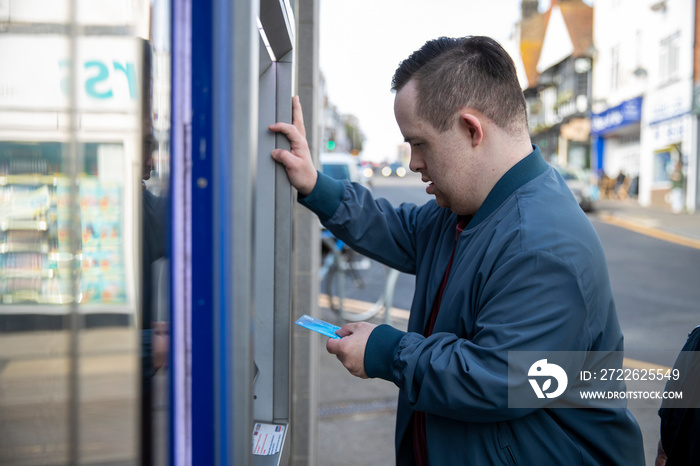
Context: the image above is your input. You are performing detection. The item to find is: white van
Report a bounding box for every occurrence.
[320,152,370,189]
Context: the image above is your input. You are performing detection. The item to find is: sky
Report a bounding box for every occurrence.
[318,0,589,162]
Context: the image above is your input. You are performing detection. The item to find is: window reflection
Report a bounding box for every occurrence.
[0,1,170,464]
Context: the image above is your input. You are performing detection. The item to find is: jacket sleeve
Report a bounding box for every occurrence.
[365,250,599,423]
[299,171,425,274]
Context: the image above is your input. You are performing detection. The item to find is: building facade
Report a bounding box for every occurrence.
[593,0,697,211]
[590,0,648,195]
[520,0,700,212]
[522,0,594,169]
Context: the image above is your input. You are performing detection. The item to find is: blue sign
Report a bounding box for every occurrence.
[591,96,643,135]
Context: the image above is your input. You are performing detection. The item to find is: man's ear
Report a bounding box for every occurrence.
[460,112,483,147]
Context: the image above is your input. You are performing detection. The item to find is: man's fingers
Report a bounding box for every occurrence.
[268,121,298,140]
[269,119,309,157]
[326,338,366,377]
[326,336,341,355]
[292,95,306,139]
[269,96,305,139]
[335,327,353,338]
[271,148,300,169]
[268,96,316,195]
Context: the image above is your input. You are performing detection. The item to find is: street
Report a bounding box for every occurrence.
[593,219,700,359]
[319,172,700,465]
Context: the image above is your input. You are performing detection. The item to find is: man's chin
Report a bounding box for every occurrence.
[434,197,449,209]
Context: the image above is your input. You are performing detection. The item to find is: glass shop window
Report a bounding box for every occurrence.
[0,1,171,464]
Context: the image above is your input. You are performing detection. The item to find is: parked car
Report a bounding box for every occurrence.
[380,161,407,177]
[554,166,596,212]
[320,152,371,190]
[357,160,375,183]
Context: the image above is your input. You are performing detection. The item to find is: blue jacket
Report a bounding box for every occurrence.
[301,147,645,465]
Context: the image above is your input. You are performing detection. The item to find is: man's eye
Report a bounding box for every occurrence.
[412,142,422,148]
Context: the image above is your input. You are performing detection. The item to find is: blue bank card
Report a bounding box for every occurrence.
[295,314,341,339]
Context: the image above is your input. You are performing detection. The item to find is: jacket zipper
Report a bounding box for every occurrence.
[505,445,518,466]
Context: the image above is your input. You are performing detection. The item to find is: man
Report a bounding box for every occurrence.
[270,36,644,465]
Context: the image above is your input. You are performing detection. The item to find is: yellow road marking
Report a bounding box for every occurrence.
[318,294,410,320]
[623,357,672,372]
[597,213,700,250]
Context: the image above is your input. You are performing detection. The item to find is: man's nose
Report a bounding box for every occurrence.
[408,152,423,173]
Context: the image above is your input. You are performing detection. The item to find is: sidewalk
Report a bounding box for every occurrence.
[591,198,700,246]
[317,304,406,466]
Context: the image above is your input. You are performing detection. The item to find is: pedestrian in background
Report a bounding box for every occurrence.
[270,35,644,465]
[669,161,684,214]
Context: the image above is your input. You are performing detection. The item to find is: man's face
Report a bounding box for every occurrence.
[394,80,475,215]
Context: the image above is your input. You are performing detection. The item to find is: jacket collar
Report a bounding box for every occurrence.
[467,145,548,230]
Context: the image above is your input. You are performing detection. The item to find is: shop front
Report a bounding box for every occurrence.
[591,96,643,193]
[640,80,695,212]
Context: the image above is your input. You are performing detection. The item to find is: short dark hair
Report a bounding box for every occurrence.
[392,36,528,134]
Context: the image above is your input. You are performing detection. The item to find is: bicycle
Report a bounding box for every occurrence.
[319,229,399,325]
